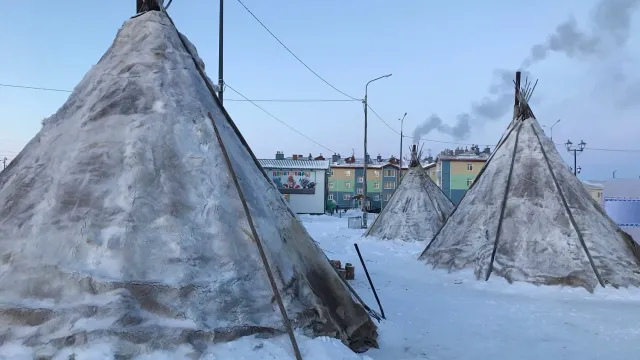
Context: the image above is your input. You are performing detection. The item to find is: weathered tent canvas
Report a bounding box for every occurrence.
[419,82,640,292]
[365,153,453,241]
[0,10,377,357]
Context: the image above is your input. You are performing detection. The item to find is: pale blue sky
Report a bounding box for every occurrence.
[1,0,639,180]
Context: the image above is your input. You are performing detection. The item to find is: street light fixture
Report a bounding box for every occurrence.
[362,73,392,228]
[565,139,586,176]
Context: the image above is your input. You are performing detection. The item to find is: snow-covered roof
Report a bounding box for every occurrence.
[420,116,640,291]
[437,153,490,162]
[0,10,378,353]
[258,159,330,170]
[582,180,606,189]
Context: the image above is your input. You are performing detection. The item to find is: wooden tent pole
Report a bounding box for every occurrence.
[136,0,143,12]
[513,71,521,120]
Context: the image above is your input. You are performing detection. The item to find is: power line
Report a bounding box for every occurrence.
[226,98,358,103]
[0,83,71,93]
[4,83,640,153]
[234,0,359,101]
[225,84,337,154]
[366,105,401,135]
[0,83,356,103]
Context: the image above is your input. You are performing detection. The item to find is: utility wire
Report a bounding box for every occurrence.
[367,105,401,135]
[0,83,71,93]
[225,84,337,154]
[3,83,640,153]
[235,0,359,101]
[226,98,358,103]
[0,83,356,103]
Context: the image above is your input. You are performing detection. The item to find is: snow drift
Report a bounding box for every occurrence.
[365,164,453,241]
[0,10,377,357]
[419,117,640,291]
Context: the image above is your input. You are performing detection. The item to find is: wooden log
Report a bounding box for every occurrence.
[345,263,355,280]
[329,260,341,271]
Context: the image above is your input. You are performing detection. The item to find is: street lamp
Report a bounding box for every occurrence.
[398,112,407,187]
[565,139,586,176]
[362,73,392,228]
[542,119,561,140]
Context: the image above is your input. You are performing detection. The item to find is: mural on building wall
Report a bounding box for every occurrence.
[271,169,316,193]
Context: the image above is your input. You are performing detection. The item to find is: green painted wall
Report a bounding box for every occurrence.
[367,180,381,192]
[333,179,354,192]
[450,174,475,190]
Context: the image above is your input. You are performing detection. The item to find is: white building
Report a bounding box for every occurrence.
[258,158,330,215]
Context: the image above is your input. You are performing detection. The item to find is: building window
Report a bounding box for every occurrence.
[466,178,473,187]
[467,163,473,171]
[598,192,602,198]
[385,193,391,201]
[328,194,334,200]
[330,170,334,176]
[358,200,363,207]
[345,170,351,176]
[384,169,395,177]
[357,176,364,183]
[384,181,395,189]
[328,182,334,189]
[345,182,351,189]
[357,188,364,195]
[373,182,380,189]
[374,194,380,201]
[374,171,380,177]
[343,194,351,200]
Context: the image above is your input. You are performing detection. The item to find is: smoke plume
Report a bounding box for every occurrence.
[412,0,639,144]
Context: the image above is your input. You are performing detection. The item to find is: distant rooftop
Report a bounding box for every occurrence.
[258,159,330,170]
[437,152,490,161]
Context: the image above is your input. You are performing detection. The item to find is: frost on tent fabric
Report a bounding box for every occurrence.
[419,72,640,292]
[0,9,377,358]
[365,145,454,242]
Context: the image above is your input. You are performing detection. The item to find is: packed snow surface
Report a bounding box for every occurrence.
[420,117,640,291]
[365,166,453,241]
[0,11,377,357]
[3,212,640,358]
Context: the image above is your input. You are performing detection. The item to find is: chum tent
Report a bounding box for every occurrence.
[0,5,377,358]
[365,145,454,241]
[419,72,640,292]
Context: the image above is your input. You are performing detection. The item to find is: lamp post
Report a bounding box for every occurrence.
[218,0,224,104]
[542,119,561,140]
[362,73,392,228]
[398,112,407,187]
[565,139,586,176]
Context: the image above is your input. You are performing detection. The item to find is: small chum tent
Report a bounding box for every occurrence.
[365,145,454,241]
[419,72,640,292]
[0,4,377,358]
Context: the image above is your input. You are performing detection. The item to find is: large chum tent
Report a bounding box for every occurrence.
[365,145,454,241]
[419,72,640,292]
[0,4,377,357]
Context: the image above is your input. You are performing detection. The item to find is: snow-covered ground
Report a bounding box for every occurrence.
[4,211,640,360]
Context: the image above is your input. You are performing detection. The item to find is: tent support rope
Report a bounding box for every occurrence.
[486,121,522,281]
[208,113,304,360]
[531,124,604,287]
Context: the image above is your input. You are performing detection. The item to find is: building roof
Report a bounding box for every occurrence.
[582,180,606,189]
[258,159,330,170]
[437,153,490,162]
[330,163,400,169]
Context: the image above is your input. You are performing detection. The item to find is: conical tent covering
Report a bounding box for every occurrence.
[420,106,640,291]
[0,11,377,356]
[365,161,453,241]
